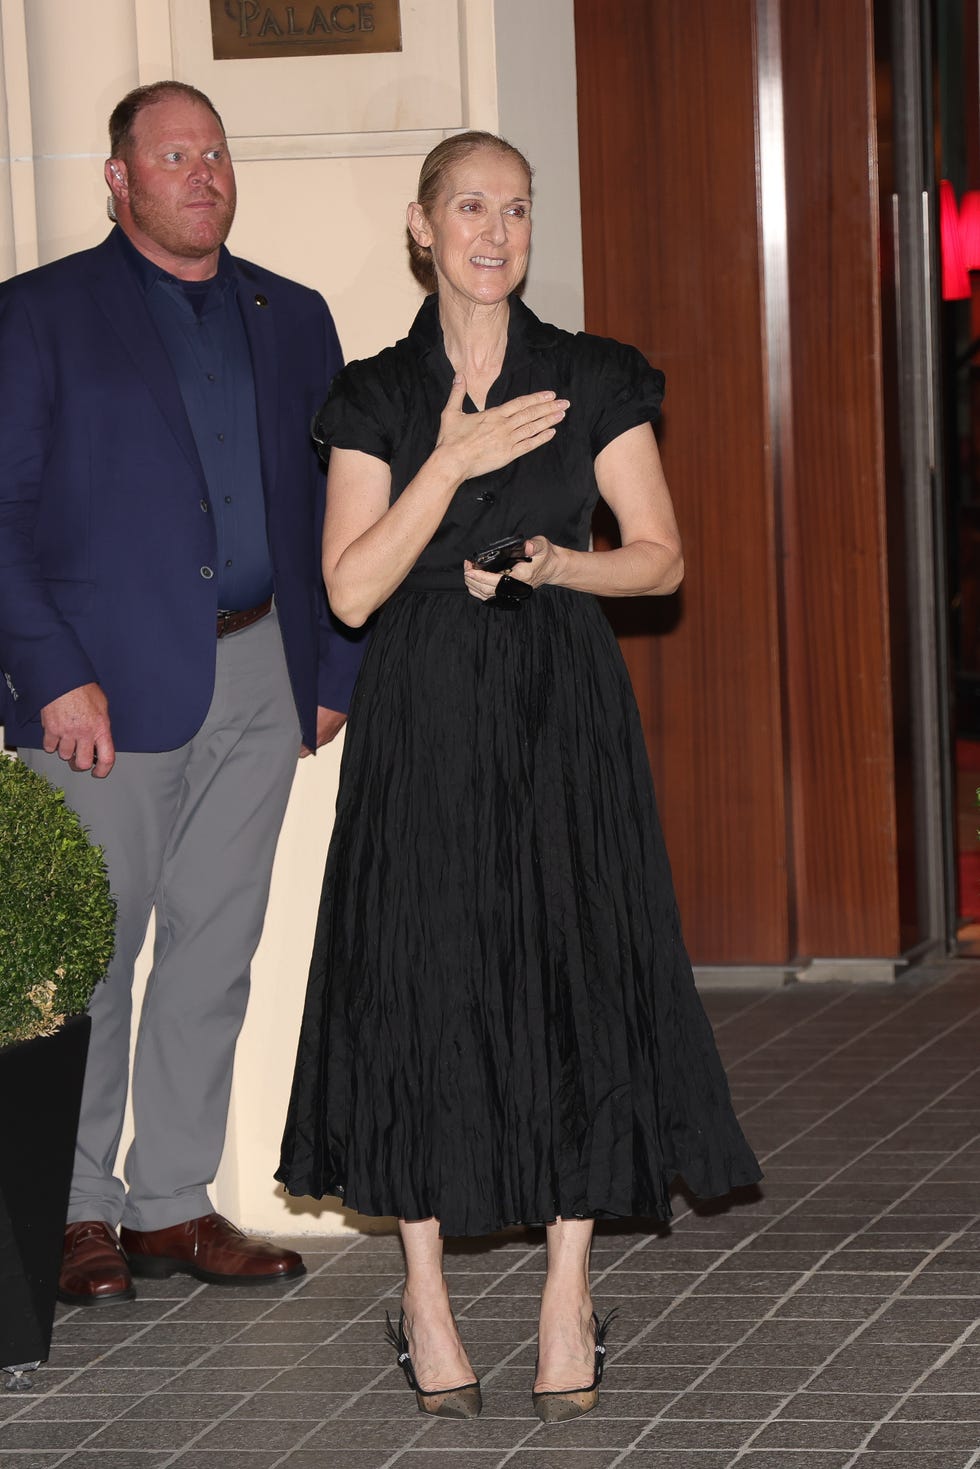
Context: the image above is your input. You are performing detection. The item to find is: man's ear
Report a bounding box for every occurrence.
[105,158,129,202]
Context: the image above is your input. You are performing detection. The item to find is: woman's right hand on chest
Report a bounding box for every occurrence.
[435,374,569,481]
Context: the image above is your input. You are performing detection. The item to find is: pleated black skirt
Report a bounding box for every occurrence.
[277,586,761,1235]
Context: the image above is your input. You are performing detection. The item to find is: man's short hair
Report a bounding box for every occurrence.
[108,81,225,158]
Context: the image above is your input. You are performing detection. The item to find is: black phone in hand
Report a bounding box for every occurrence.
[472,533,531,573]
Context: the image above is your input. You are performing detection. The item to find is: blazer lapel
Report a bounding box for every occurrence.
[85,236,206,482]
[235,262,280,499]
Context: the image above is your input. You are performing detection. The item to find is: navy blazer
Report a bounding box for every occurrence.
[0,229,364,752]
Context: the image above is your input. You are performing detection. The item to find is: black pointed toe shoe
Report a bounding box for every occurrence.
[532,1308,617,1423]
[385,1310,483,1419]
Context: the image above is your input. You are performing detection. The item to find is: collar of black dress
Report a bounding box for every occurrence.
[408,291,560,375]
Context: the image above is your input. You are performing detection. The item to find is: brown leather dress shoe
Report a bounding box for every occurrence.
[59,1221,136,1306]
[119,1213,305,1286]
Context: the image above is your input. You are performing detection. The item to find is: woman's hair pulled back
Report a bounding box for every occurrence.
[407,130,533,293]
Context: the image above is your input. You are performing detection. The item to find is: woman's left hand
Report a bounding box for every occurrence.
[462,537,563,601]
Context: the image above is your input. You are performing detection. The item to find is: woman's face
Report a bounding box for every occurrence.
[410,149,532,308]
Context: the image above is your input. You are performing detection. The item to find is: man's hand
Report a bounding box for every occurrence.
[41,683,116,777]
[299,705,347,757]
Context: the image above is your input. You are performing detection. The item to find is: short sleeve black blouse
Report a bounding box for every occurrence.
[314,293,664,582]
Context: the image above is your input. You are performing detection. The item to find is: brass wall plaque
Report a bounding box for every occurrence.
[211,2,401,60]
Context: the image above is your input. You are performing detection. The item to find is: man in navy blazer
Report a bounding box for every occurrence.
[0,80,363,1303]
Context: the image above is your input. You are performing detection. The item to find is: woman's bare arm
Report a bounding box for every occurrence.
[323,376,569,626]
[462,423,683,602]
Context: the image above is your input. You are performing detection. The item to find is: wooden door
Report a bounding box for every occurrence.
[575,0,901,964]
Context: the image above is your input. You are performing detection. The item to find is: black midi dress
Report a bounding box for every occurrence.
[276,293,761,1236]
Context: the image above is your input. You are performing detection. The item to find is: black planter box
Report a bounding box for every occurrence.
[0,1014,91,1369]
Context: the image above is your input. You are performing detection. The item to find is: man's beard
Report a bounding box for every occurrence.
[128,183,236,260]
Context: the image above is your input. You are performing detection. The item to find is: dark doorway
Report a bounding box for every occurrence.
[928,0,980,949]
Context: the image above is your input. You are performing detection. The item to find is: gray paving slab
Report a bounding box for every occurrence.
[5,963,980,1469]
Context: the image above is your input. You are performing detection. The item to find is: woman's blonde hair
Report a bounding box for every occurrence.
[407,130,533,293]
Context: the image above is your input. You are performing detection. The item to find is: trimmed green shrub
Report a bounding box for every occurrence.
[0,755,115,1048]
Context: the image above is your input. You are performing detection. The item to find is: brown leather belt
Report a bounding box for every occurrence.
[216,597,272,639]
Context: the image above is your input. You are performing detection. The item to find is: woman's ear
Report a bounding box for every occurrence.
[406,201,432,249]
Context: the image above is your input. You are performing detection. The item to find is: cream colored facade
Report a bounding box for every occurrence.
[0,0,582,1233]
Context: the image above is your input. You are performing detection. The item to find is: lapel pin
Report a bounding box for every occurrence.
[254,293,268,307]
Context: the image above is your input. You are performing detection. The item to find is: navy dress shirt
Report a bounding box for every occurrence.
[120,234,272,610]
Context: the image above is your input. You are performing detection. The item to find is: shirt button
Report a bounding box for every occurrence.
[216,432,225,442]
[224,495,233,504]
[200,566,214,579]
[477,490,496,505]
[225,559,233,568]
[207,373,216,381]
[200,500,209,512]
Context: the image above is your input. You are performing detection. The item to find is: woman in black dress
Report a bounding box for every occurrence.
[278,131,760,1422]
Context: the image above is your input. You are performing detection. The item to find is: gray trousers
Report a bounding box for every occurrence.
[20,610,301,1231]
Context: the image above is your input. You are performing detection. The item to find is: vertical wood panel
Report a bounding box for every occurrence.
[780,0,901,954]
[575,0,789,962]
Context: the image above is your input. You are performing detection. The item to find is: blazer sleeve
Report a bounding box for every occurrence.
[0,286,99,723]
[311,299,369,714]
